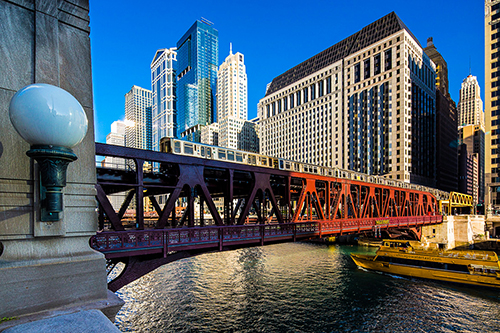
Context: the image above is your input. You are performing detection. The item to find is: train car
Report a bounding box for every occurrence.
[159,137,451,207]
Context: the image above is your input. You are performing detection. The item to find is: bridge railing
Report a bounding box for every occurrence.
[91,216,442,258]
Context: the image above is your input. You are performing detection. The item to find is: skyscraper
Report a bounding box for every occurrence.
[125,85,152,150]
[458,75,484,127]
[423,37,458,193]
[485,0,500,213]
[215,48,258,152]
[258,12,436,185]
[151,48,177,151]
[176,19,218,142]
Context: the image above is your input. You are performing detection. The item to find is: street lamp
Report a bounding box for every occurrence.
[9,83,88,221]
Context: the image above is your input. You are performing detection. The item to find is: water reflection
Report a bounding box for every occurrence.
[115,243,500,332]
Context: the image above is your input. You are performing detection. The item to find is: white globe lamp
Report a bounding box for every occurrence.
[9,83,88,221]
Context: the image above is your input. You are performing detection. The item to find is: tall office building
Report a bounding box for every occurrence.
[258,12,436,185]
[151,48,177,151]
[458,124,485,207]
[458,75,484,127]
[125,85,152,150]
[423,37,458,192]
[485,0,500,213]
[103,120,126,169]
[103,120,127,210]
[216,48,259,152]
[176,19,218,142]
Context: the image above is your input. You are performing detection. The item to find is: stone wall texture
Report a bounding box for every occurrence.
[0,0,114,319]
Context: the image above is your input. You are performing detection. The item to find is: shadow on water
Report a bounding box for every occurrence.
[115,242,500,333]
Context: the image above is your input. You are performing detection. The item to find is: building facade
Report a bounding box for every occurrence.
[485,0,500,212]
[151,48,177,151]
[200,122,219,146]
[458,75,484,127]
[258,12,436,185]
[215,49,259,152]
[459,124,485,207]
[103,121,127,211]
[176,19,218,142]
[103,120,126,169]
[125,85,152,150]
[423,37,459,193]
[458,144,479,205]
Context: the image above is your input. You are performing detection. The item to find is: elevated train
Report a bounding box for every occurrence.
[160,137,450,203]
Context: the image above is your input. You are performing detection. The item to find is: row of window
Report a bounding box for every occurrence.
[352,50,391,84]
[265,77,333,118]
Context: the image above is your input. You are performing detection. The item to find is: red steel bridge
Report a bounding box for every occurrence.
[91,142,443,291]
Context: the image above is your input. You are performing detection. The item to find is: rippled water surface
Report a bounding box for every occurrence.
[115,243,500,332]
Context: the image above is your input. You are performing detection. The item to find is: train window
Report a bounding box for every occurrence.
[227,151,235,161]
[294,163,300,171]
[207,148,212,158]
[236,152,243,162]
[269,158,273,167]
[201,146,205,157]
[261,157,267,166]
[218,149,226,160]
[278,160,283,170]
[249,155,256,165]
[273,159,279,169]
[174,141,181,153]
[184,143,194,155]
[285,162,291,170]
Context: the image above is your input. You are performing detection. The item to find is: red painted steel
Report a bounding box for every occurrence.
[92,143,443,289]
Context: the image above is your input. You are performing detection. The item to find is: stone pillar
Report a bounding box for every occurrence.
[0,0,122,323]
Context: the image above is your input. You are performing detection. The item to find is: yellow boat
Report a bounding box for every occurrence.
[351,239,500,288]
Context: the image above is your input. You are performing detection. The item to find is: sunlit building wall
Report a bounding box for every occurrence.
[216,49,258,152]
[258,12,436,185]
[458,75,484,127]
[125,85,152,150]
[485,0,500,212]
[151,48,177,150]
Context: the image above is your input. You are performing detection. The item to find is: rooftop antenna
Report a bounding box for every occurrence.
[469,56,471,75]
[200,17,214,26]
[230,42,233,55]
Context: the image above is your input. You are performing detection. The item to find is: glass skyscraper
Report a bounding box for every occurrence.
[176,20,218,142]
[151,48,177,151]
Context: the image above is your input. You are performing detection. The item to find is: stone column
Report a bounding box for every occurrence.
[0,0,122,323]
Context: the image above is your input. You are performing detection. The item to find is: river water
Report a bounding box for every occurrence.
[114,243,500,332]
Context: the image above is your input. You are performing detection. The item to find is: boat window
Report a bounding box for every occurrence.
[218,149,226,160]
[174,141,181,153]
[236,152,243,162]
[227,151,235,161]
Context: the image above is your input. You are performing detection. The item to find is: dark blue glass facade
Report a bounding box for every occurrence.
[348,83,390,175]
[176,21,218,141]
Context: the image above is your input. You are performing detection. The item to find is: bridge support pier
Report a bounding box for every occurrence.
[0,1,122,331]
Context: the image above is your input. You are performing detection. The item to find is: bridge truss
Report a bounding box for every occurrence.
[91,143,442,290]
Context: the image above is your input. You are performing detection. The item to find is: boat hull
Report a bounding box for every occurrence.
[351,253,500,289]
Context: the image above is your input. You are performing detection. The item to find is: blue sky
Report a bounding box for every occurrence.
[90,0,484,143]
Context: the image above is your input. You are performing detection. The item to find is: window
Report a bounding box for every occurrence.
[385,49,392,71]
[354,63,361,83]
[364,58,370,79]
[374,53,381,75]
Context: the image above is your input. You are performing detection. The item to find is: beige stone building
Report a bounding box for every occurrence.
[258,12,436,186]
